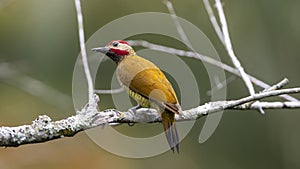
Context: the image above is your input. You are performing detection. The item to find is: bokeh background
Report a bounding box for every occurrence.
[1,0,300,169]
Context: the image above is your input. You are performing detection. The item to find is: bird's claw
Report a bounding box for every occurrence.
[129,104,141,114]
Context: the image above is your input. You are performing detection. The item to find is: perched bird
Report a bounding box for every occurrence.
[92,40,182,153]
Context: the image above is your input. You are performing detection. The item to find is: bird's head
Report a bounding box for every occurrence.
[92,40,136,64]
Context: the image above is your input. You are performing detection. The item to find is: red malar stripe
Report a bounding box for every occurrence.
[109,48,128,56]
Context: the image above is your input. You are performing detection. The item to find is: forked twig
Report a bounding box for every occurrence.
[128,40,299,102]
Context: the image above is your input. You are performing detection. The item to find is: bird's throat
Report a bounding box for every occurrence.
[106,52,125,64]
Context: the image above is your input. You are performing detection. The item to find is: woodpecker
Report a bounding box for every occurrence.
[92,40,182,153]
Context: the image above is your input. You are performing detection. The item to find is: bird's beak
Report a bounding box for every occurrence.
[92,47,109,54]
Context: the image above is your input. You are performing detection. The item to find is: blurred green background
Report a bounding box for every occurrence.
[1,0,300,169]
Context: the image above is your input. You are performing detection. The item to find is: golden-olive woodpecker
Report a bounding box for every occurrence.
[93,40,182,153]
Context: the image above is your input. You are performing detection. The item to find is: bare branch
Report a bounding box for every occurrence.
[263,78,289,92]
[188,87,300,119]
[128,40,299,102]
[241,78,289,113]
[165,0,267,114]
[94,88,124,94]
[232,101,300,110]
[204,0,255,95]
[1,0,299,149]
[1,86,300,147]
[203,0,225,43]
[75,0,94,103]
[163,0,192,47]
[214,0,255,96]
[204,1,297,112]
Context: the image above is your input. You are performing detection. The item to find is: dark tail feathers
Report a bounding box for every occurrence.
[162,112,179,153]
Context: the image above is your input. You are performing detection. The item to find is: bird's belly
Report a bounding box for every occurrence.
[127,87,151,108]
[120,83,151,108]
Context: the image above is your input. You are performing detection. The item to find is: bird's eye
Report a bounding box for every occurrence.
[112,41,119,47]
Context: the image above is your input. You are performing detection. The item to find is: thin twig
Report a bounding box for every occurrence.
[204,0,261,112]
[165,0,255,102]
[263,78,289,92]
[75,0,94,103]
[232,101,300,110]
[228,88,300,110]
[214,0,255,96]
[128,40,300,102]
[240,78,289,110]
[203,0,225,43]
[94,88,124,94]
[163,0,192,47]
[187,87,300,118]
[1,86,300,147]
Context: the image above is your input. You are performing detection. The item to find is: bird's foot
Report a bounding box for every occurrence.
[128,104,141,127]
[129,104,141,114]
